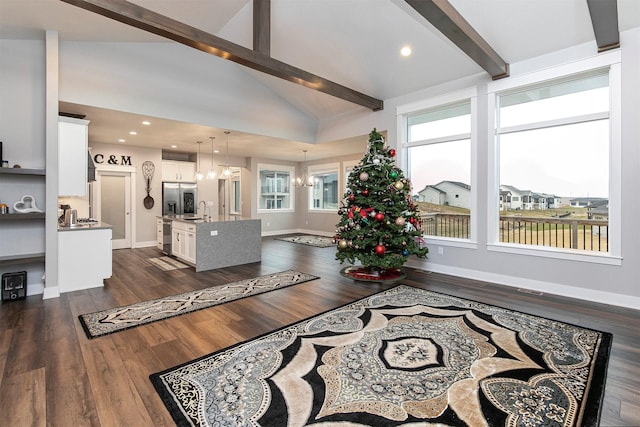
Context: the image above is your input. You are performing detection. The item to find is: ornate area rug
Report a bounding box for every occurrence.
[147,256,191,271]
[150,285,611,427]
[78,270,319,339]
[275,234,335,248]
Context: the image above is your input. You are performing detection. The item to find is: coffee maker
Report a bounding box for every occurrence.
[59,204,77,226]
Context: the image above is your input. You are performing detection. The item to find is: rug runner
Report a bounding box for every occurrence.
[150,284,611,427]
[78,270,319,339]
[146,256,191,271]
[275,234,335,248]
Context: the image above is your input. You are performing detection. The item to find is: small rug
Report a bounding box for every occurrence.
[147,256,191,271]
[78,270,319,339]
[276,234,335,247]
[150,285,611,427]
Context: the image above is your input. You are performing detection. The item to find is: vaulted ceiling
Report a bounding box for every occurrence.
[1,0,638,160]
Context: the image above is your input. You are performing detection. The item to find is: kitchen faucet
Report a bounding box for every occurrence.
[199,200,208,221]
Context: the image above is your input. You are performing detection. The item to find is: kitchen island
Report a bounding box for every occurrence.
[162,216,261,272]
[58,221,112,293]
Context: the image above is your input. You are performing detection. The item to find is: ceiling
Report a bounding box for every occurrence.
[2,0,639,160]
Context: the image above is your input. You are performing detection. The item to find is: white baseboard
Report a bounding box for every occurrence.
[134,240,158,248]
[42,285,60,299]
[406,260,640,310]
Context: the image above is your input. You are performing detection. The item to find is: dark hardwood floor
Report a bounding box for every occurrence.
[0,237,638,426]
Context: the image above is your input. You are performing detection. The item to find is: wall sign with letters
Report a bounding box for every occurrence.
[93,153,132,166]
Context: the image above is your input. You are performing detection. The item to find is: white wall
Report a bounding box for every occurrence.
[89,142,163,245]
[59,41,318,144]
[322,31,640,307]
[0,40,46,168]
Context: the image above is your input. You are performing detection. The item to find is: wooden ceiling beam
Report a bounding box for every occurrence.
[60,0,384,111]
[405,0,509,80]
[253,0,270,56]
[587,0,620,52]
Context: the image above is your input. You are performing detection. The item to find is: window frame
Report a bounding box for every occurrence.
[397,87,478,249]
[256,163,295,213]
[308,162,340,212]
[486,51,622,265]
[229,167,241,215]
[342,160,359,201]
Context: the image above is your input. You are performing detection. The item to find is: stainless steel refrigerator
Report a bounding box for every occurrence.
[162,182,198,215]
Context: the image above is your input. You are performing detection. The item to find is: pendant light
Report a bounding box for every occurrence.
[195,141,204,181]
[294,149,313,187]
[223,131,231,177]
[207,136,217,179]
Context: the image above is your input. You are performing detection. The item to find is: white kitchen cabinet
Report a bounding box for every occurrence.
[156,218,163,250]
[162,161,196,182]
[185,224,196,264]
[172,226,186,259]
[58,116,90,196]
[58,227,112,293]
[171,220,196,264]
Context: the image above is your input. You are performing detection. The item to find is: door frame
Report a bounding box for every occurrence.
[92,165,136,249]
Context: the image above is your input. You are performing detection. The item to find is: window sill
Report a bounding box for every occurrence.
[309,209,338,214]
[487,243,622,265]
[257,209,294,214]
[424,236,477,250]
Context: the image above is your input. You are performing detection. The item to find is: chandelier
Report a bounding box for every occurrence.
[294,149,313,187]
[207,136,216,179]
[195,140,204,181]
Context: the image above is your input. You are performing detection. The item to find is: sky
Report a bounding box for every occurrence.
[408,85,610,199]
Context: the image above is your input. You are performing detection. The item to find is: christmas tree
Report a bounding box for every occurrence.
[335,129,428,280]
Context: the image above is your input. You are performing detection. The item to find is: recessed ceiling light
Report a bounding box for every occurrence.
[118,139,126,143]
[129,131,137,135]
[213,149,219,153]
[400,46,412,57]
[171,145,177,148]
[142,121,151,125]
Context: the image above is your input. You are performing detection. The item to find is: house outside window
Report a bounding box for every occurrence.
[308,163,339,211]
[257,164,294,212]
[488,52,621,262]
[399,90,476,243]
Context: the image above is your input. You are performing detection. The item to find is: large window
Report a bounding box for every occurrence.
[257,164,294,212]
[494,70,611,253]
[230,167,241,215]
[404,97,474,241]
[309,163,339,211]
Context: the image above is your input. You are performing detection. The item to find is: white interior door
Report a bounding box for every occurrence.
[95,171,132,249]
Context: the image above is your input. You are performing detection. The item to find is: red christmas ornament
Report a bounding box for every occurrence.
[362,189,369,196]
[374,212,385,222]
[348,194,355,202]
[409,217,416,224]
[389,148,396,157]
[375,244,386,255]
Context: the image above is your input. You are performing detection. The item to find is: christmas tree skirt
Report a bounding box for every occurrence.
[340,266,406,283]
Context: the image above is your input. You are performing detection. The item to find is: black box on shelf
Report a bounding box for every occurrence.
[2,271,27,301]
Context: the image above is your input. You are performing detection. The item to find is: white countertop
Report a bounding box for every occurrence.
[160,215,252,224]
[58,221,113,231]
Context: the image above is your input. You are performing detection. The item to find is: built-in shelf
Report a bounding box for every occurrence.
[0,167,47,270]
[0,167,45,176]
[0,252,46,265]
[0,213,46,221]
